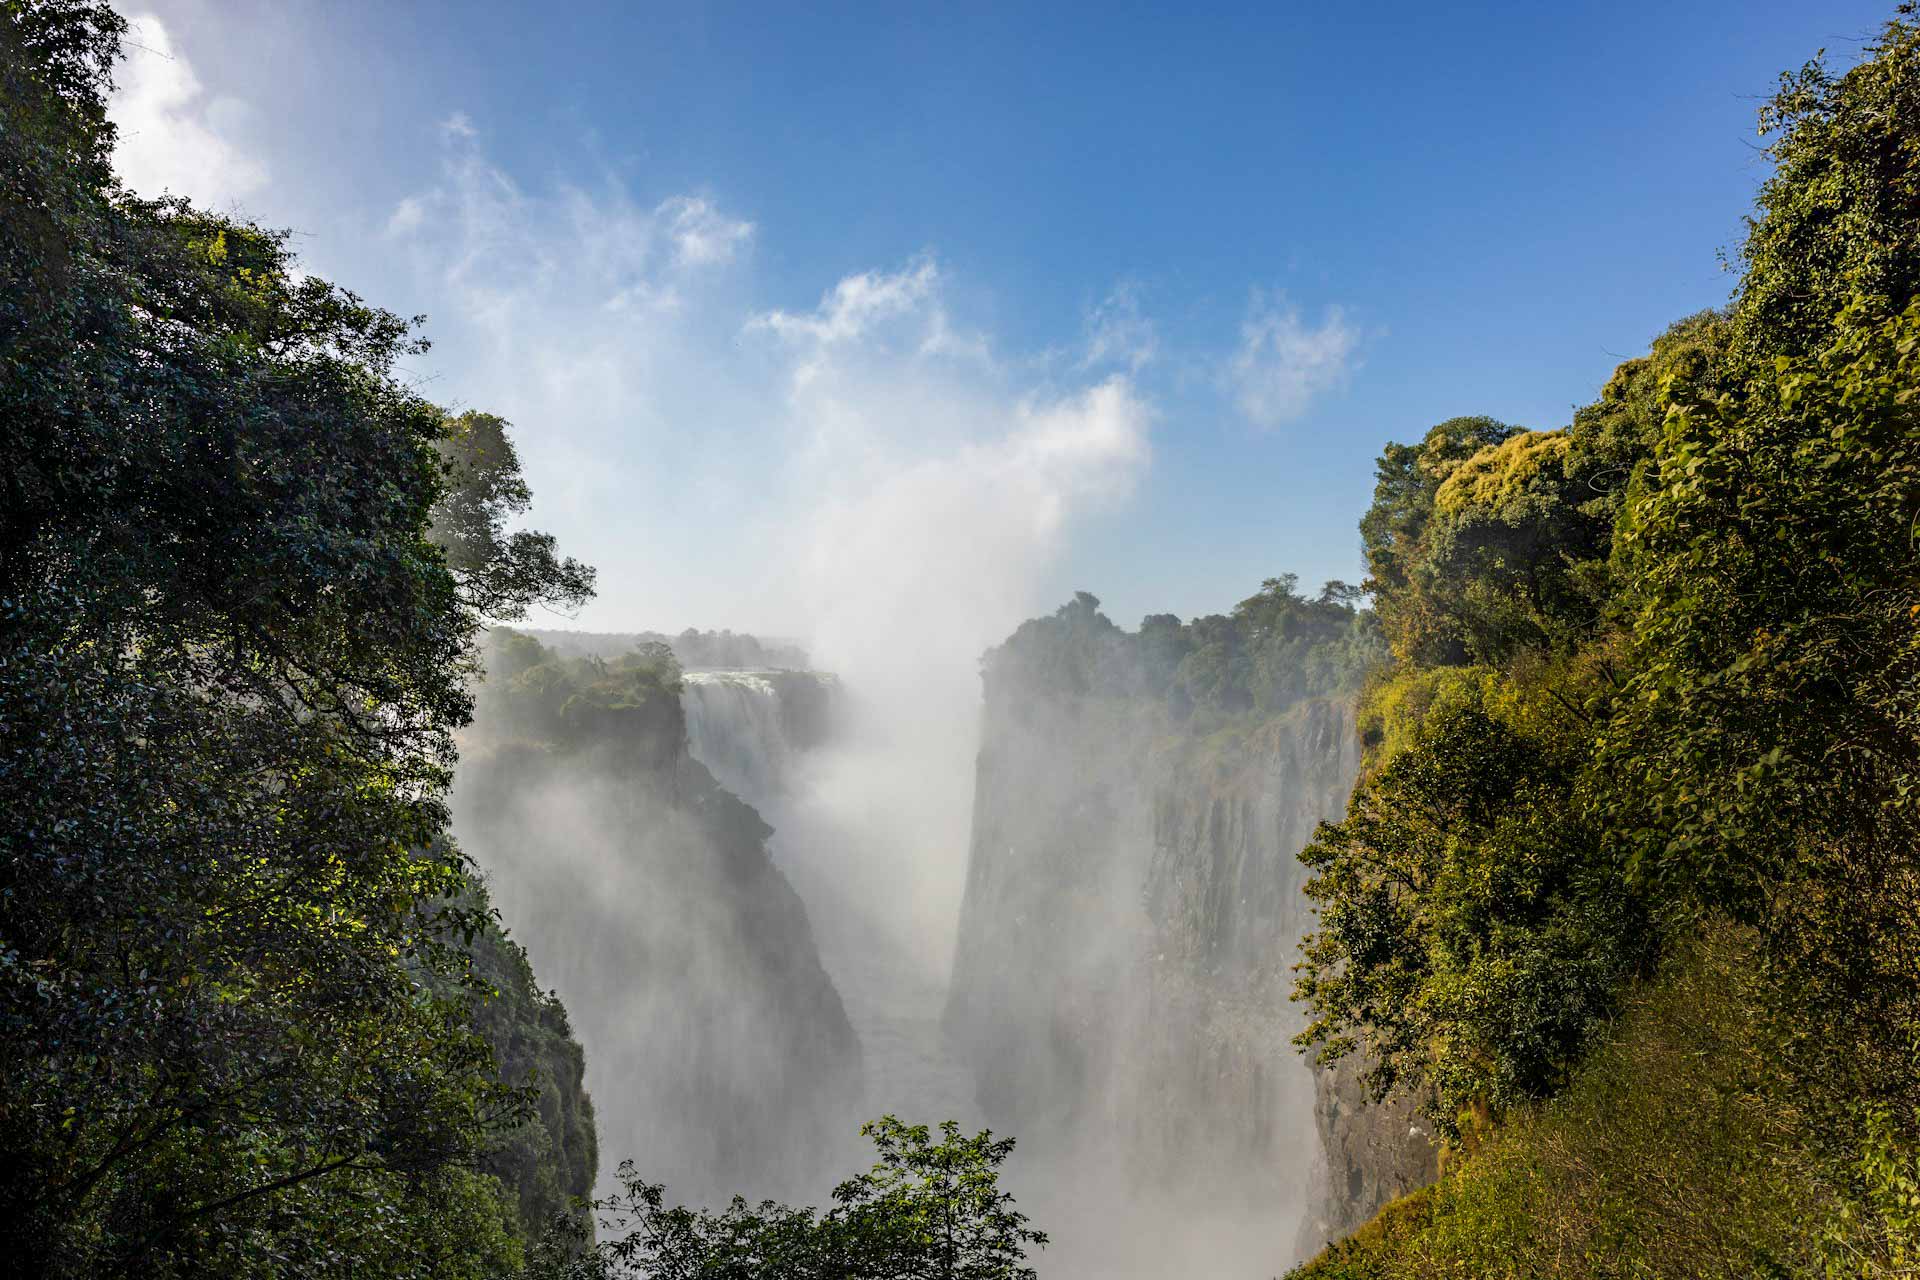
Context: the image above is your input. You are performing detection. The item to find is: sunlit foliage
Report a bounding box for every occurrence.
[1,3,593,1274]
[520,1118,1046,1280]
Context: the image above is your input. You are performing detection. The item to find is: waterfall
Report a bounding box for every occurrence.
[681,672,796,802]
[452,650,862,1208]
[945,695,1363,1276]
[677,670,987,1148]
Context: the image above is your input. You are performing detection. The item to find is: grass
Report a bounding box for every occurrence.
[1289,926,1845,1280]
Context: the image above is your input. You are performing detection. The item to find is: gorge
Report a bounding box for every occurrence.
[17,5,1919,1273]
[453,588,1424,1275]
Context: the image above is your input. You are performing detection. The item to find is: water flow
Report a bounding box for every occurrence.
[675,666,1350,1277]
[677,672,984,1141]
[682,672,794,802]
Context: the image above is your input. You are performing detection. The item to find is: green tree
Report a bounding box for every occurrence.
[0,3,593,1273]
[1359,416,1521,666]
[524,1118,1046,1280]
[1603,297,1920,1132]
[1295,675,1650,1127]
[433,411,594,623]
[1732,6,1920,367]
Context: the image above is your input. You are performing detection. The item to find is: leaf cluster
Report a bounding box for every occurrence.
[520,1117,1045,1280]
[1,4,596,1274]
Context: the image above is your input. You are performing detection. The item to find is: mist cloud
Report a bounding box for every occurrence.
[101,13,1359,1271]
[110,12,266,210]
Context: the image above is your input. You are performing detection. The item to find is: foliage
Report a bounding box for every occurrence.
[1825,1106,1920,1278]
[0,3,592,1274]
[1305,7,1920,1271]
[1290,931,1842,1280]
[1603,297,1920,1133]
[985,579,1380,727]
[1358,415,1522,666]
[1355,312,1731,674]
[520,1118,1045,1280]
[1733,5,1920,367]
[1296,665,1651,1128]
[434,412,596,623]
[477,629,688,760]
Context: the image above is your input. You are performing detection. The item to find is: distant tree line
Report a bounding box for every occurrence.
[985,577,1382,728]
[521,628,811,672]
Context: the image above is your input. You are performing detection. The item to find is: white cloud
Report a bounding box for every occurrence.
[752,257,942,346]
[1082,281,1157,372]
[381,126,1147,639]
[658,195,755,267]
[382,122,1152,961]
[385,194,427,237]
[1228,290,1359,429]
[109,13,266,208]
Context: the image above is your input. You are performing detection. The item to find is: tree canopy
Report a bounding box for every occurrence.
[1,3,595,1274]
[521,1118,1045,1280]
[1292,15,1920,1269]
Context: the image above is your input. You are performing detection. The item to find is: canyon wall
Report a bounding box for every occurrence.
[451,632,860,1206]
[946,591,1432,1270]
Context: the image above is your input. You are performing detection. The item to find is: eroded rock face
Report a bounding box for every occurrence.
[1302,1054,1439,1253]
[947,689,1368,1267]
[453,640,861,1206]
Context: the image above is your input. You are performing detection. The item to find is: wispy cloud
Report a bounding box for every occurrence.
[108,23,1156,960]
[1227,290,1359,429]
[658,196,755,268]
[110,12,267,209]
[752,258,942,346]
[376,119,1153,961]
[1082,281,1158,373]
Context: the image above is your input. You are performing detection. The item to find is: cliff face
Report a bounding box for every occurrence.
[945,591,1435,1268]
[1138,704,1364,1183]
[1308,1055,1437,1246]
[458,889,599,1239]
[946,689,1365,1260]
[452,634,860,1205]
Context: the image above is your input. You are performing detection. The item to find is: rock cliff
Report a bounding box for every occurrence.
[946,588,1426,1268]
[452,632,860,1205]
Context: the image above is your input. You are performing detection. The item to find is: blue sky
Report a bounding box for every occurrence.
[109,1,1896,649]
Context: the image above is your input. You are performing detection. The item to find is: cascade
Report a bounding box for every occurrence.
[675,670,985,1146]
[682,672,795,801]
[450,637,861,1207]
[946,678,1368,1274]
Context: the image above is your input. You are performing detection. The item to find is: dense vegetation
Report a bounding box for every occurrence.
[0,3,598,1274]
[520,628,812,672]
[1292,8,1920,1274]
[523,1119,1044,1280]
[985,577,1380,725]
